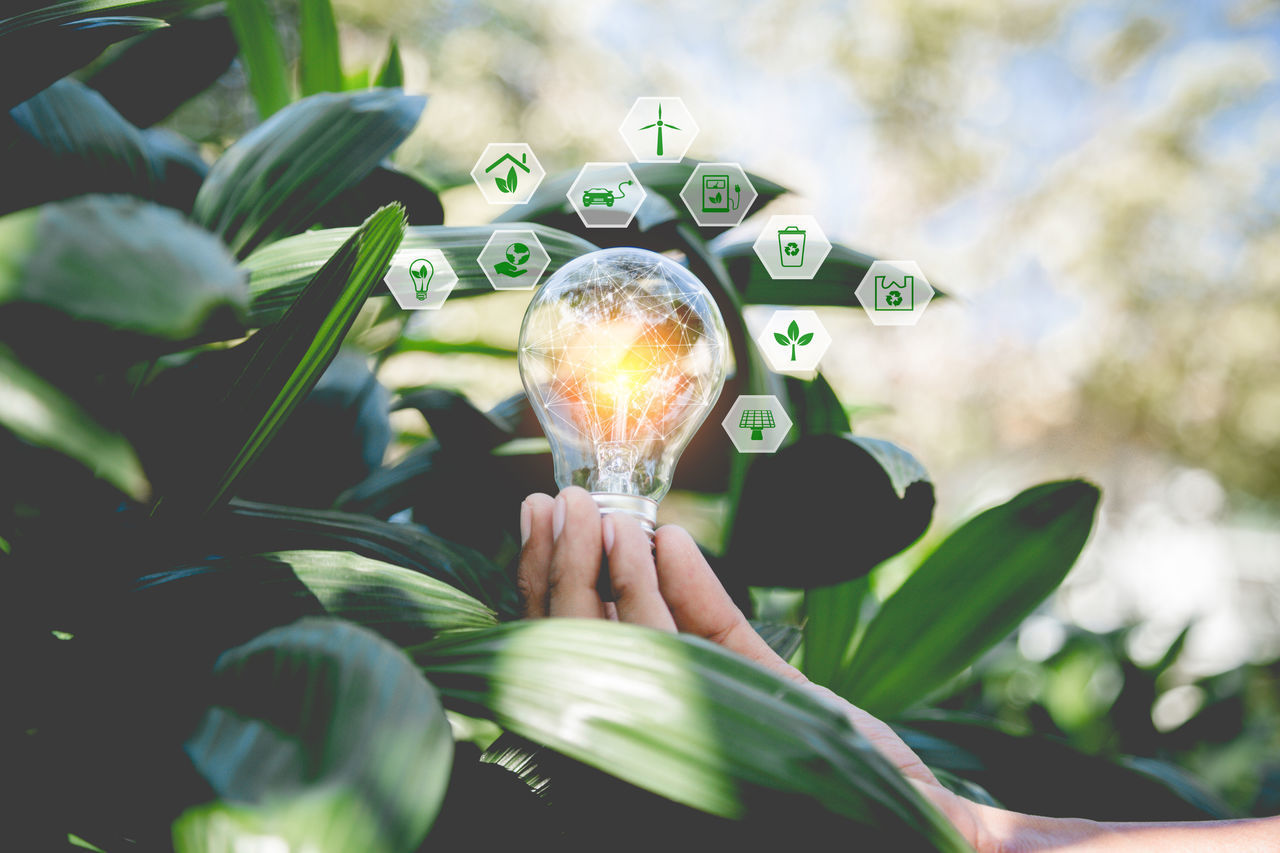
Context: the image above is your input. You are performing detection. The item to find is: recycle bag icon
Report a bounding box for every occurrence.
[875,274,914,311]
[778,225,807,267]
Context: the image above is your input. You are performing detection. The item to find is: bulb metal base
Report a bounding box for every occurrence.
[590,493,658,603]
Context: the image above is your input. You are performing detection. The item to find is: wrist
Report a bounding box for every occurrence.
[968,803,1104,853]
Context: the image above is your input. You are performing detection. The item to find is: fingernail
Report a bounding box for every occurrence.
[519,500,531,545]
[552,493,566,540]
[602,514,615,552]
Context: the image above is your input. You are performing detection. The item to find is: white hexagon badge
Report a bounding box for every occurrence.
[620,97,698,163]
[384,248,458,310]
[678,162,757,227]
[470,143,546,205]
[855,260,935,325]
[478,230,550,291]
[755,310,831,376]
[722,395,792,454]
[753,215,831,280]
[567,162,646,228]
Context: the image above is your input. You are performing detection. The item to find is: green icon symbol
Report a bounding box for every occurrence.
[778,225,806,267]
[582,180,633,208]
[493,242,531,278]
[485,151,530,195]
[738,408,776,440]
[773,320,814,362]
[875,274,914,311]
[409,258,434,301]
[636,102,681,157]
[701,174,740,213]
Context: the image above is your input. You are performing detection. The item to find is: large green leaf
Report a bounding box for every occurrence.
[0,347,147,498]
[3,78,154,215]
[153,204,405,515]
[84,10,238,127]
[898,712,1234,820]
[241,223,596,325]
[0,196,246,343]
[298,0,342,96]
[0,15,166,111]
[802,576,871,686]
[715,240,948,307]
[193,89,423,257]
[412,619,968,850]
[225,0,290,119]
[725,434,934,588]
[374,38,402,88]
[136,549,495,647]
[174,618,453,853]
[223,500,522,619]
[0,0,212,36]
[836,480,1101,717]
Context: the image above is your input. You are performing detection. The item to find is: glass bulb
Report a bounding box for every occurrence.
[518,247,728,532]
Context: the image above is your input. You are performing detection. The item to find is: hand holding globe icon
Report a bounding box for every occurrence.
[494,241,531,278]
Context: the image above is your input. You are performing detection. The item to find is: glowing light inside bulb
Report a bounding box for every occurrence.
[518,248,727,500]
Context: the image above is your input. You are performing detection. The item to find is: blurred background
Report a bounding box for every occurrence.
[164,0,1280,814]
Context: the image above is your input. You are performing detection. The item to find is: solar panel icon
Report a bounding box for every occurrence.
[738,409,776,440]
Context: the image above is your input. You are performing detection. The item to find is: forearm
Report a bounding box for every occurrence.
[975,805,1280,853]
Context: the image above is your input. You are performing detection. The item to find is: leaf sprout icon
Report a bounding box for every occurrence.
[495,166,518,194]
[773,319,814,362]
[410,258,434,301]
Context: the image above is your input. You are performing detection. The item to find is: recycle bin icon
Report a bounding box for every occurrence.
[778,225,807,267]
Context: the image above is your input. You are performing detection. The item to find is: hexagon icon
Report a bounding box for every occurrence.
[678,163,758,227]
[620,97,698,163]
[721,395,792,454]
[855,260,935,326]
[384,248,458,310]
[470,143,546,205]
[568,162,646,228]
[755,310,832,376]
[753,215,832,280]
[479,230,550,291]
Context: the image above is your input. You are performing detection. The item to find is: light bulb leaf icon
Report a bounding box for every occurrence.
[409,258,434,301]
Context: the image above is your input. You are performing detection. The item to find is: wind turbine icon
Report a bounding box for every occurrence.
[637,102,681,157]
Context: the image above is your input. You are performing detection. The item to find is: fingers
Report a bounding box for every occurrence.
[603,514,676,632]
[654,524,803,681]
[547,487,607,618]
[516,493,556,618]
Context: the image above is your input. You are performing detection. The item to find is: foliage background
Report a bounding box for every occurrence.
[178,0,1280,815]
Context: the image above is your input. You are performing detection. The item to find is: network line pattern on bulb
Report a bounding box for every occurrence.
[518,248,728,532]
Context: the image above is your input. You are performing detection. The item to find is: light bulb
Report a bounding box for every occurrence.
[410,258,434,301]
[518,247,728,533]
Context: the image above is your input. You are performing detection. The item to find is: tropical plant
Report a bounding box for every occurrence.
[0,2,1238,851]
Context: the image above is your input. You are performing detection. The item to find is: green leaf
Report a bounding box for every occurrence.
[847,436,929,500]
[3,78,154,216]
[716,242,945,307]
[836,480,1101,717]
[193,89,424,257]
[155,205,405,515]
[298,0,342,96]
[772,332,790,347]
[224,500,522,619]
[802,576,871,687]
[136,549,497,643]
[787,319,799,341]
[785,373,852,436]
[494,176,510,194]
[506,165,517,193]
[174,618,453,853]
[241,223,596,326]
[0,0,214,37]
[0,15,167,111]
[85,11,238,128]
[726,434,933,588]
[413,620,969,850]
[373,37,402,88]
[0,196,246,344]
[0,347,148,498]
[796,332,814,346]
[225,0,290,119]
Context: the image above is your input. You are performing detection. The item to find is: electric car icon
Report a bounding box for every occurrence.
[581,179,633,208]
